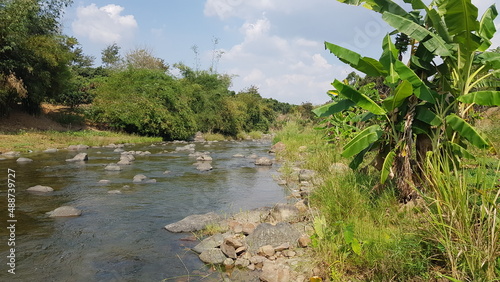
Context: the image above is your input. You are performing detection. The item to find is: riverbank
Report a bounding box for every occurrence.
[0,104,162,153]
[271,119,500,281]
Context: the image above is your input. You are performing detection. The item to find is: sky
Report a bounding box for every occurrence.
[62,0,500,105]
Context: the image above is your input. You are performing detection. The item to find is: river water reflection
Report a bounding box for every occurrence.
[0,140,287,281]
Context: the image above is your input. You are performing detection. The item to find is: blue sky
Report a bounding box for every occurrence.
[62,0,500,105]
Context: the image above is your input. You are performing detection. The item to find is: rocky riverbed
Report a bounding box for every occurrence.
[163,141,333,281]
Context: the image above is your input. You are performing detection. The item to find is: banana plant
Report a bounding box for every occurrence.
[315,0,499,200]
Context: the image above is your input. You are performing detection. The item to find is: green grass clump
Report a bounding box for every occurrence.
[203,133,226,141]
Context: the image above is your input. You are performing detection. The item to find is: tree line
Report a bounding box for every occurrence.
[0,0,307,139]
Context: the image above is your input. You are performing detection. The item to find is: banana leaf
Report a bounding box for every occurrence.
[333,80,387,115]
[380,150,396,184]
[325,42,388,77]
[445,114,491,149]
[313,99,356,117]
[478,5,498,51]
[457,91,500,106]
[342,124,383,158]
[383,80,413,111]
[382,11,453,57]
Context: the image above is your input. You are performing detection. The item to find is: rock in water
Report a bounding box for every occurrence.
[16,157,33,163]
[164,212,221,233]
[192,233,224,254]
[255,157,273,166]
[199,248,227,265]
[47,206,82,217]
[104,163,121,171]
[195,162,213,171]
[27,185,54,193]
[66,153,88,162]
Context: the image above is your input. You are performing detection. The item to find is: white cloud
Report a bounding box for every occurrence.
[204,0,275,20]
[72,4,138,45]
[219,16,346,104]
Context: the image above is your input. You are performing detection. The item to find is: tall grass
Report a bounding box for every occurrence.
[421,151,500,281]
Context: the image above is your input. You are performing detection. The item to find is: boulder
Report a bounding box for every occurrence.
[66,153,88,162]
[16,157,33,163]
[133,174,148,183]
[232,154,245,158]
[104,163,121,171]
[121,154,135,161]
[47,206,82,217]
[298,169,315,182]
[2,151,20,157]
[196,155,213,161]
[98,180,111,184]
[43,148,58,153]
[257,245,275,257]
[107,190,122,194]
[246,222,301,253]
[175,144,196,152]
[165,212,221,233]
[232,207,271,224]
[192,233,224,254]
[246,154,259,159]
[27,185,54,192]
[255,157,273,166]
[269,142,286,153]
[193,131,205,142]
[68,144,89,150]
[198,248,227,265]
[234,257,250,268]
[260,261,290,282]
[117,158,132,165]
[269,204,301,222]
[298,235,312,248]
[195,162,213,171]
[221,242,237,259]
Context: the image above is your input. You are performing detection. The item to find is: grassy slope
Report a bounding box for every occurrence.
[0,104,161,152]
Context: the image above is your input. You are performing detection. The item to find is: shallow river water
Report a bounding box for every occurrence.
[0,140,288,281]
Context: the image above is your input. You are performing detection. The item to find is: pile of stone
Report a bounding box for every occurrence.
[164,203,316,281]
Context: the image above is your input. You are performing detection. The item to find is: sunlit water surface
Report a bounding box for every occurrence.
[0,140,287,281]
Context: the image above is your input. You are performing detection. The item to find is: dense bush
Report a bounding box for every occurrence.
[89,66,295,140]
[90,68,197,140]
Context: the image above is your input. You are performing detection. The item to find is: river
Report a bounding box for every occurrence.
[0,140,288,281]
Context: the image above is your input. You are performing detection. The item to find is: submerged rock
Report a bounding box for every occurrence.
[47,206,82,217]
[165,212,221,233]
[66,153,88,162]
[199,248,227,265]
[27,185,54,193]
[192,233,225,254]
[16,157,33,163]
[255,157,273,166]
[195,162,213,171]
[104,163,122,171]
[68,144,89,150]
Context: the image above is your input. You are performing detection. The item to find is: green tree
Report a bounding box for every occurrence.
[125,48,168,71]
[0,0,74,115]
[101,43,122,68]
